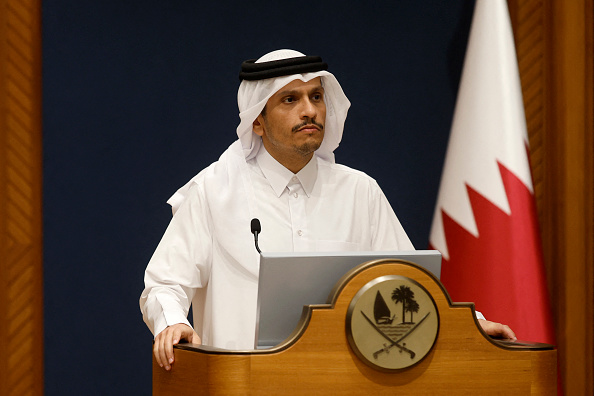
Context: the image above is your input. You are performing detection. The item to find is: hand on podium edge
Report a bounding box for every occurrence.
[478,319,517,341]
[154,323,201,371]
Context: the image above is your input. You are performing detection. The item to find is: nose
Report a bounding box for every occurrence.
[300,97,317,119]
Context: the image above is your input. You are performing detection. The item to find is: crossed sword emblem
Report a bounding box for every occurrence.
[360,311,431,360]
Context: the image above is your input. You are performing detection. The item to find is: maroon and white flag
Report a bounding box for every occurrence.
[429,0,555,344]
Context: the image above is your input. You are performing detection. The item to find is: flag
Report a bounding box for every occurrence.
[429,0,555,345]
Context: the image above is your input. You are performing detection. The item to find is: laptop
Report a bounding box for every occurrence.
[255,250,442,349]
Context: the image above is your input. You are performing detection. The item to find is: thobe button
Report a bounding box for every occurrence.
[293,192,298,198]
[297,230,303,236]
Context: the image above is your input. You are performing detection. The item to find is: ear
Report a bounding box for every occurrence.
[252,115,265,137]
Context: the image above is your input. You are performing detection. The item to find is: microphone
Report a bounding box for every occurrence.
[250,218,262,254]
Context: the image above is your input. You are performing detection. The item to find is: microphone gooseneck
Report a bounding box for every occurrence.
[250,218,262,254]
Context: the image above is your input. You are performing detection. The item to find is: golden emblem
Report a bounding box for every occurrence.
[346,275,439,370]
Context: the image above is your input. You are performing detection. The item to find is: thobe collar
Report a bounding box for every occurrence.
[256,145,318,198]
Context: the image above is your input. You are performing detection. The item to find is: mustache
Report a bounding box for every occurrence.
[292,118,324,133]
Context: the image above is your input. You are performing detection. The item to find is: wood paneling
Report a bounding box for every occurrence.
[508,0,594,394]
[0,0,44,395]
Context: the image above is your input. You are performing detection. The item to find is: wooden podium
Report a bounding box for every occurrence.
[153,259,557,395]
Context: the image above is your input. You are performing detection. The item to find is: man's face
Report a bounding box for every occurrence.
[253,77,326,172]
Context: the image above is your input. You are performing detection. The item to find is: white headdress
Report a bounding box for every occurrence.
[167,50,351,213]
[236,49,351,163]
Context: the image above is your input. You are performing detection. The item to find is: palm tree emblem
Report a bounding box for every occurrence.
[347,276,440,370]
[391,285,418,324]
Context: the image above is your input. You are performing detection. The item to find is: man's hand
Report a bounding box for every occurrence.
[154,323,201,371]
[478,319,517,340]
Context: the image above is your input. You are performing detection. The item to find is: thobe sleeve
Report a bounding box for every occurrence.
[368,180,415,251]
[139,183,212,337]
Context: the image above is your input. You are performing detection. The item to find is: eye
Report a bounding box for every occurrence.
[312,92,323,101]
[282,96,295,104]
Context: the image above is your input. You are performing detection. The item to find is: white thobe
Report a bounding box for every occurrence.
[140,140,414,350]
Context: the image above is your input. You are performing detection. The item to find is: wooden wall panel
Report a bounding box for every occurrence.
[508,0,594,394]
[0,0,44,395]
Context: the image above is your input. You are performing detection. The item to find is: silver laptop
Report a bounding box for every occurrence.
[255,250,442,349]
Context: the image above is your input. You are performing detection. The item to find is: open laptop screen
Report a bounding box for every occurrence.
[255,250,441,349]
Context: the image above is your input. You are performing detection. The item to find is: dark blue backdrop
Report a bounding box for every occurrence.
[42,1,474,394]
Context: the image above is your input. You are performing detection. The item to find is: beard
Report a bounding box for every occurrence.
[290,117,325,156]
[263,116,325,158]
[293,138,323,157]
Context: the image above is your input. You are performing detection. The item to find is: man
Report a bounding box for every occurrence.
[140,49,515,371]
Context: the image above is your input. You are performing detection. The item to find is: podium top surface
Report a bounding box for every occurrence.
[255,250,442,348]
